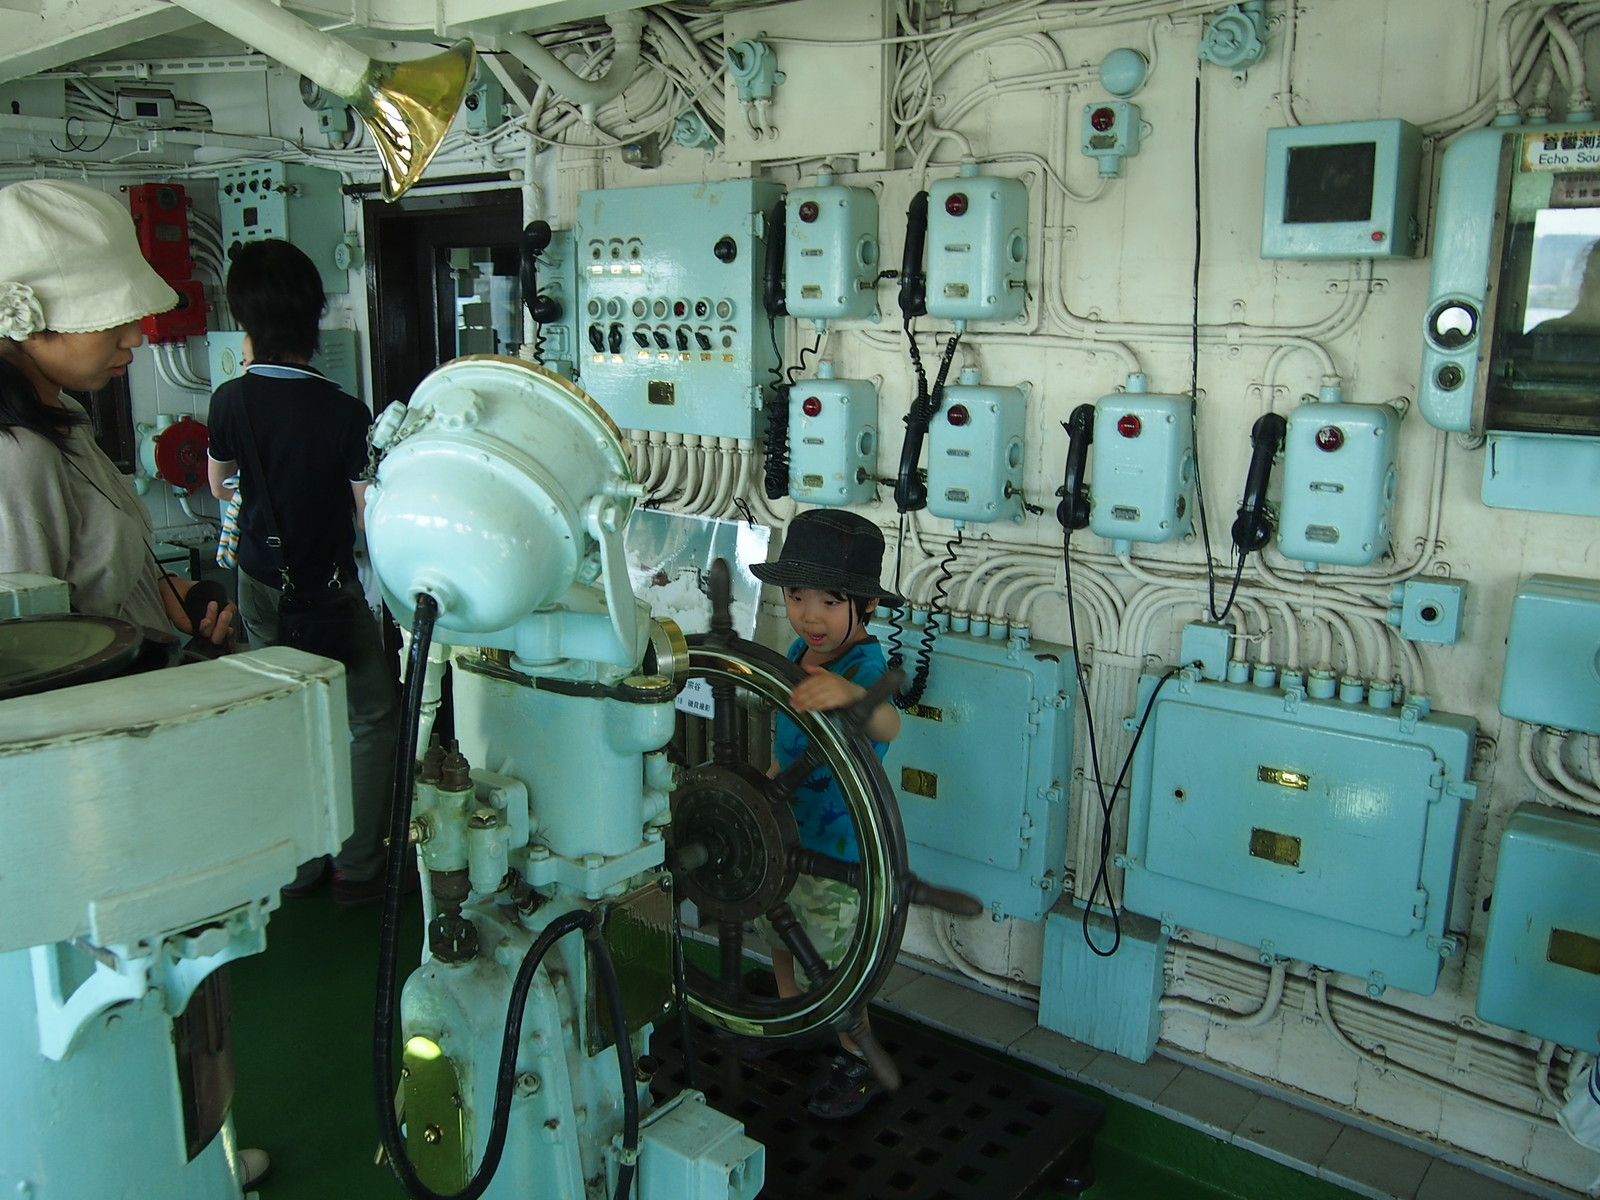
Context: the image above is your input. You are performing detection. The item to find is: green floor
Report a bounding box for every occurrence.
[230,895,1361,1200]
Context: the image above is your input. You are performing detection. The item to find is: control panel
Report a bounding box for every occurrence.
[1276,395,1397,568]
[926,368,1025,523]
[575,180,784,438]
[786,363,878,507]
[1088,375,1194,554]
[925,165,1028,325]
[216,162,349,294]
[784,176,879,328]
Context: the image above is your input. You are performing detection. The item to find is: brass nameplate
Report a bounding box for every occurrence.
[1549,927,1600,976]
[901,766,937,799]
[647,380,675,406]
[904,703,943,721]
[1249,827,1302,867]
[1257,766,1309,790]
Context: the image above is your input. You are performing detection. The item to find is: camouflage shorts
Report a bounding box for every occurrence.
[753,874,860,977]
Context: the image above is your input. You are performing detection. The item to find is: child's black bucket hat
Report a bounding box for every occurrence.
[751,510,903,607]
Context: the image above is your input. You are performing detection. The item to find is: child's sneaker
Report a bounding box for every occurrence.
[807,1052,882,1119]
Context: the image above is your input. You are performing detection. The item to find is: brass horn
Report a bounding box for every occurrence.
[348,41,477,202]
[167,0,476,201]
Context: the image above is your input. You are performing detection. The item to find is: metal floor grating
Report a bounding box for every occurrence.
[648,1010,1105,1199]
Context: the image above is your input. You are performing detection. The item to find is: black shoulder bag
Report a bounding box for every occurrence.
[234,374,357,666]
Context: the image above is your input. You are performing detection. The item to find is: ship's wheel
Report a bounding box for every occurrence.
[667,561,977,1086]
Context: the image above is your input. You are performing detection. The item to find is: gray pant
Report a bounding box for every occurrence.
[237,570,398,881]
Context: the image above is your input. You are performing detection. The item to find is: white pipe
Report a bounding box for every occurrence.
[167,0,370,99]
[502,12,645,109]
[1162,961,1287,1029]
[1313,969,1552,1125]
[1542,728,1600,804]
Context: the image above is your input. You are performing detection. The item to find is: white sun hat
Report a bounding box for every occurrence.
[0,179,177,341]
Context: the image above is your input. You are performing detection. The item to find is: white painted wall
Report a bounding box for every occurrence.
[1,1,1595,1193]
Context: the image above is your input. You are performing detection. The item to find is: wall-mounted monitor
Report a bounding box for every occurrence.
[1261,119,1423,259]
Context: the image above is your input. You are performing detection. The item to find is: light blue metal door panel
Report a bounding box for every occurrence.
[871,625,1074,921]
[1144,704,1439,936]
[1476,804,1600,1052]
[1124,672,1476,995]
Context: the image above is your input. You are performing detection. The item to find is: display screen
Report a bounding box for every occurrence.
[1284,142,1376,224]
[1487,204,1600,435]
[1520,207,1600,332]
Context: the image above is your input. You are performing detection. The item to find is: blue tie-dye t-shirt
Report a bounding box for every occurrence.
[772,636,890,864]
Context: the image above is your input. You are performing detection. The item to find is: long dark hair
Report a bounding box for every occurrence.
[0,350,84,450]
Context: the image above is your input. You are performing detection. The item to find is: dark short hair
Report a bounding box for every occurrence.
[226,238,325,362]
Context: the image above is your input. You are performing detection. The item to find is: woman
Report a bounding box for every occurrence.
[0,178,232,644]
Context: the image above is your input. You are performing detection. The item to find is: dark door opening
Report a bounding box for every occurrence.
[362,189,524,413]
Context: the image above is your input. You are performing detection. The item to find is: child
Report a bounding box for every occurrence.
[749,508,903,1119]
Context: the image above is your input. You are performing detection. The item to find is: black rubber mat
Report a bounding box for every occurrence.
[648,1009,1105,1199]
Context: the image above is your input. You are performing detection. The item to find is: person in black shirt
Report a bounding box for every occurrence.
[206,238,398,907]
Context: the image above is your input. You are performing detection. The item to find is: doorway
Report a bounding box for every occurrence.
[362,188,524,412]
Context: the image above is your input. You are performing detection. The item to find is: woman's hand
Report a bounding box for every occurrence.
[159,574,237,647]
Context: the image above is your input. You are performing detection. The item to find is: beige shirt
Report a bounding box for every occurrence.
[0,396,168,630]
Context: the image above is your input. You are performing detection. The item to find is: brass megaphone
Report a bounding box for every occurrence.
[168,0,476,201]
[347,41,477,201]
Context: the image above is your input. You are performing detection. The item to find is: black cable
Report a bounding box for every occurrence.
[51,113,117,154]
[894,525,960,709]
[785,333,820,388]
[1186,70,1224,622]
[885,511,910,683]
[1077,655,1180,959]
[761,314,791,500]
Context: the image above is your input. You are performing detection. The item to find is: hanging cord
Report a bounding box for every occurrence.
[372,597,640,1200]
[1184,70,1226,622]
[1077,652,1180,958]
[762,330,823,496]
[761,314,792,500]
[886,328,964,693]
[894,524,961,709]
[885,511,910,683]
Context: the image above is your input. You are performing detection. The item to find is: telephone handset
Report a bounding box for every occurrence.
[898,191,929,319]
[1057,404,1095,532]
[892,191,933,511]
[763,199,787,318]
[519,220,561,325]
[1232,412,1287,553]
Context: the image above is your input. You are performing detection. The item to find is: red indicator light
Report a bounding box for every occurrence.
[1091,106,1116,132]
[945,192,969,217]
[798,200,819,223]
[1315,425,1344,451]
[801,396,822,417]
[1370,230,1387,242]
[1116,413,1142,438]
[673,300,687,317]
[947,404,970,427]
